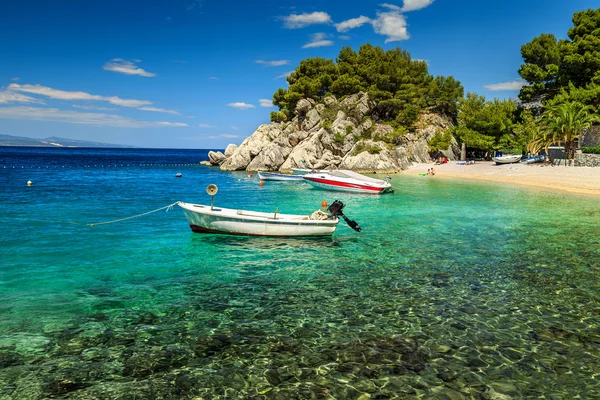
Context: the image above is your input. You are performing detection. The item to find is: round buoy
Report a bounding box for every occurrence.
[176,173,182,178]
[321,200,328,208]
[27,180,32,186]
[248,173,253,178]
[259,181,264,187]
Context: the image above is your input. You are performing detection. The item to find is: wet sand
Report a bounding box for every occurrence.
[403,161,600,197]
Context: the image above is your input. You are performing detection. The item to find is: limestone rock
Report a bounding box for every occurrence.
[224,144,238,157]
[208,151,226,165]
[340,92,374,120]
[295,99,315,116]
[216,96,457,172]
[339,140,407,172]
[301,108,321,132]
[220,123,283,171]
[323,95,338,108]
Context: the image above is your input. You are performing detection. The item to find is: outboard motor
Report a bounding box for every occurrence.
[327,200,361,232]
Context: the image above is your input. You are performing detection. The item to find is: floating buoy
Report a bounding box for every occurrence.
[321,200,328,208]
[27,180,32,186]
[259,181,264,187]
[176,173,182,178]
[248,173,253,178]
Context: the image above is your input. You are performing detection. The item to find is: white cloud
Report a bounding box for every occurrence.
[339,35,352,40]
[0,90,45,104]
[259,98,274,107]
[221,134,239,138]
[72,104,115,111]
[226,102,255,110]
[0,106,188,128]
[11,77,19,81]
[275,70,294,79]
[138,106,180,115]
[208,76,219,80]
[231,126,238,130]
[198,123,216,128]
[380,3,402,11]
[154,121,189,127]
[335,16,371,32]
[372,8,409,42]
[9,83,152,108]
[7,83,178,111]
[282,11,332,29]
[103,59,156,77]
[302,32,334,48]
[400,0,435,12]
[484,79,528,91]
[255,59,290,67]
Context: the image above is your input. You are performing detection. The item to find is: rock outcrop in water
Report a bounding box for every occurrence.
[211,92,459,172]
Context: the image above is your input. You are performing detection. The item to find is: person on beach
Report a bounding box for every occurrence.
[431,167,436,176]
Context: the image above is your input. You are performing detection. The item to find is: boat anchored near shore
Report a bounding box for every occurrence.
[178,184,361,237]
[303,170,393,194]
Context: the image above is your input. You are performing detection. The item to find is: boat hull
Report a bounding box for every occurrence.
[178,202,338,237]
[493,155,522,165]
[303,176,393,194]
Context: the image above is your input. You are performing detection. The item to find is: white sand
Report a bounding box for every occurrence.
[402,161,600,197]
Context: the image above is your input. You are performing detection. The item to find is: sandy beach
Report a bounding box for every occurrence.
[403,161,600,196]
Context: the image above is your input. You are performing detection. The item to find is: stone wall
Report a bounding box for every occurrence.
[574,152,600,167]
[581,125,600,147]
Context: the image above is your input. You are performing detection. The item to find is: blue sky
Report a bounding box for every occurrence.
[0,0,597,148]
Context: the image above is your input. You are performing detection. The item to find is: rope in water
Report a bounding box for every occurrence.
[87,201,180,227]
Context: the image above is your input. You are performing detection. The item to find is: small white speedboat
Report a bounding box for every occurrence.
[178,185,361,237]
[258,171,304,181]
[492,154,522,165]
[303,170,393,194]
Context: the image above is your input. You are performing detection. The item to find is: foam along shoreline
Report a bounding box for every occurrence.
[402,161,600,197]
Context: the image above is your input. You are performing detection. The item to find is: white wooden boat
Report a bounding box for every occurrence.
[303,170,393,194]
[258,171,304,181]
[178,202,339,236]
[492,154,522,165]
[178,185,361,236]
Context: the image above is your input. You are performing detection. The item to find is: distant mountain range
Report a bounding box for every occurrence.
[0,134,134,148]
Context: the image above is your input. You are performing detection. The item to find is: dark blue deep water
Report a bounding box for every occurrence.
[0,146,599,399]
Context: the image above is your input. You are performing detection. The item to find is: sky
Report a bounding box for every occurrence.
[0,0,597,149]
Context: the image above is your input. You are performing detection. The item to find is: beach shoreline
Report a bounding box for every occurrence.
[402,161,600,197]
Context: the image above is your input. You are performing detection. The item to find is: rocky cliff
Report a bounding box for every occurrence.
[211,92,458,173]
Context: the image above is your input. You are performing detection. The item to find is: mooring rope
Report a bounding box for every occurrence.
[87,201,180,227]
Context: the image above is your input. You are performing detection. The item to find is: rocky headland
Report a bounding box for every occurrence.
[205,92,459,173]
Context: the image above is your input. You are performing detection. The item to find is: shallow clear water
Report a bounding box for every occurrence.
[1,147,599,399]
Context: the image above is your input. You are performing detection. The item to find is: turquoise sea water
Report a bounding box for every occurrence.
[1,147,599,399]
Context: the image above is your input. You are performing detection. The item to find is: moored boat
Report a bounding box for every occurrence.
[291,168,320,175]
[258,171,304,181]
[303,170,393,194]
[492,154,522,165]
[178,185,361,237]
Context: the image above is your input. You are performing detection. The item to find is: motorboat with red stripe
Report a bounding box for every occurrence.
[303,170,393,194]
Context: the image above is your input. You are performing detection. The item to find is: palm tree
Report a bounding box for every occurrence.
[541,102,599,159]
